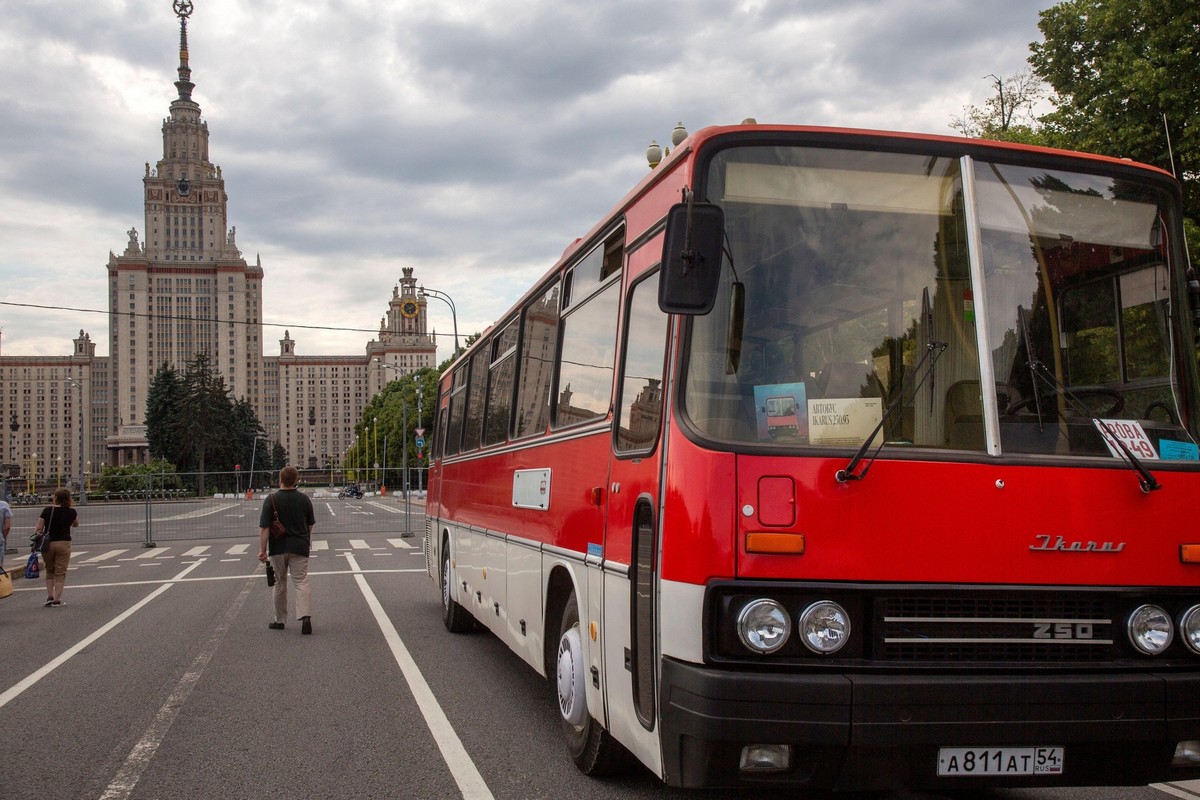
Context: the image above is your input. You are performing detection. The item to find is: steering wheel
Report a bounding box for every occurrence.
[1006,387,1124,418]
[1143,400,1179,425]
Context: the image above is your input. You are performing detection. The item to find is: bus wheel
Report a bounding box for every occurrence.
[556,595,626,775]
[441,543,471,633]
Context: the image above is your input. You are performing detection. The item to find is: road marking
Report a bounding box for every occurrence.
[346,553,494,800]
[121,548,168,561]
[1156,782,1200,799]
[368,501,403,514]
[225,544,250,555]
[311,539,330,551]
[348,539,373,549]
[0,559,205,711]
[82,549,129,563]
[324,502,336,516]
[181,546,210,557]
[388,538,415,550]
[99,565,255,800]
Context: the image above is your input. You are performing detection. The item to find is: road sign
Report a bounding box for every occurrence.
[415,436,425,448]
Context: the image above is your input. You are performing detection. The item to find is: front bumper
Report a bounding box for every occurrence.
[659,657,1200,790]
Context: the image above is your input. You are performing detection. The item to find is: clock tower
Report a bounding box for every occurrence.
[105,0,264,461]
[366,267,437,392]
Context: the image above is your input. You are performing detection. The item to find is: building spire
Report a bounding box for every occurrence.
[172,1,195,101]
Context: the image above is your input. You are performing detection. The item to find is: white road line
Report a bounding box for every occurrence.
[324,502,336,516]
[0,559,205,710]
[99,566,255,800]
[225,544,250,555]
[368,501,403,514]
[388,538,415,550]
[1156,782,1200,799]
[181,546,211,557]
[82,549,129,564]
[348,539,373,549]
[346,553,494,800]
[121,548,168,561]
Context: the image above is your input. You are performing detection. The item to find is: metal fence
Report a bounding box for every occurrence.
[2,469,426,548]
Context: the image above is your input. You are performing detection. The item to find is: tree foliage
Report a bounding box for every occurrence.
[346,367,438,488]
[950,70,1046,143]
[143,353,278,492]
[1029,0,1199,232]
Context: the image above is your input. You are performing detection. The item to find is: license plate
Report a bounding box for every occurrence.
[937,747,1064,777]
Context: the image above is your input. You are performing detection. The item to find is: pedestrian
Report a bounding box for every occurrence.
[0,494,12,569]
[258,465,316,634]
[35,488,78,607]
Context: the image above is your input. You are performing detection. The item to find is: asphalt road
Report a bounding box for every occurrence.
[2,526,1199,799]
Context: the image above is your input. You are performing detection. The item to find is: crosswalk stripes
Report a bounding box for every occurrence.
[63,538,423,570]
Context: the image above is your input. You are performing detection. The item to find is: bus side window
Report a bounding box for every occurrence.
[514,280,561,439]
[484,321,519,447]
[616,272,668,453]
[445,366,468,456]
[554,280,620,428]
[462,349,489,451]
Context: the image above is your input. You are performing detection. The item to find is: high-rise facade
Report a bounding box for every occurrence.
[0,5,437,486]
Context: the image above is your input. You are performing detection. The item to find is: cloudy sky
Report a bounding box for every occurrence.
[1,0,1053,358]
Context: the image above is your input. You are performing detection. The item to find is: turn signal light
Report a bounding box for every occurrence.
[1181,545,1200,564]
[746,532,805,554]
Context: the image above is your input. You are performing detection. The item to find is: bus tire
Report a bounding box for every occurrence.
[556,595,627,776]
[441,540,472,633]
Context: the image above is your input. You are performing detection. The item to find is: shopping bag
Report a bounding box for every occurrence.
[25,552,40,580]
[0,566,12,599]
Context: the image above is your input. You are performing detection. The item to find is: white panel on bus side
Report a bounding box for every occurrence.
[506,537,544,673]
[602,569,664,777]
[658,579,705,663]
[512,468,552,510]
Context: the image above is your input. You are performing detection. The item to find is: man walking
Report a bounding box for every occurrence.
[258,466,316,634]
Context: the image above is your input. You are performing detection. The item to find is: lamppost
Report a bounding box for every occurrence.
[374,359,413,536]
[418,286,460,357]
[65,376,86,502]
[5,414,17,501]
[372,416,378,489]
[413,373,424,494]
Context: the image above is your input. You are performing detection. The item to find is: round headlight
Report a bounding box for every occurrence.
[799,601,850,655]
[1179,605,1200,655]
[1128,604,1173,655]
[736,598,791,654]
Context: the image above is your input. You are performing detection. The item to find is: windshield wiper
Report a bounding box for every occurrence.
[1017,306,1161,493]
[835,340,947,483]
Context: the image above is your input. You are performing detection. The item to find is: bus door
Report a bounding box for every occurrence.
[603,270,670,770]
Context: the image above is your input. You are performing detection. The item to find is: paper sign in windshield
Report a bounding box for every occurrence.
[1093,419,1159,460]
[809,397,883,447]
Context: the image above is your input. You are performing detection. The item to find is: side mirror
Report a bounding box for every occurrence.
[658,201,725,314]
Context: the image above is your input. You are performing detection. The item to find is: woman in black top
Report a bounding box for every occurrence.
[35,488,78,607]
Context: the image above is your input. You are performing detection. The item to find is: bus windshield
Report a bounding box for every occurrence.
[683,145,1197,461]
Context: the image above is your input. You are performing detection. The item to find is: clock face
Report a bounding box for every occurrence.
[401,300,419,319]
[176,177,191,197]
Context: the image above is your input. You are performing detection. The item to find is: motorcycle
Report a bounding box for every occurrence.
[337,484,364,499]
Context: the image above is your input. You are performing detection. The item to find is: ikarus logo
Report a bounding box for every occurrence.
[1029,535,1126,553]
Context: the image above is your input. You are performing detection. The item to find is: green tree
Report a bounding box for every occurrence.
[1029,0,1200,237]
[951,70,1047,144]
[145,362,184,462]
[175,353,234,495]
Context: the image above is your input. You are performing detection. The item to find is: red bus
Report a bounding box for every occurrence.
[425,123,1200,791]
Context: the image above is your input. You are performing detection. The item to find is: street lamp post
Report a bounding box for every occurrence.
[65,376,86,503]
[374,358,414,536]
[418,286,460,357]
[5,414,17,502]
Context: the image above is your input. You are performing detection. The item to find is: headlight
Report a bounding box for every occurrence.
[1128,604,1173,655]
[799,601,850,654]
[1179,605,1200,655]
[736,598,791,654]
